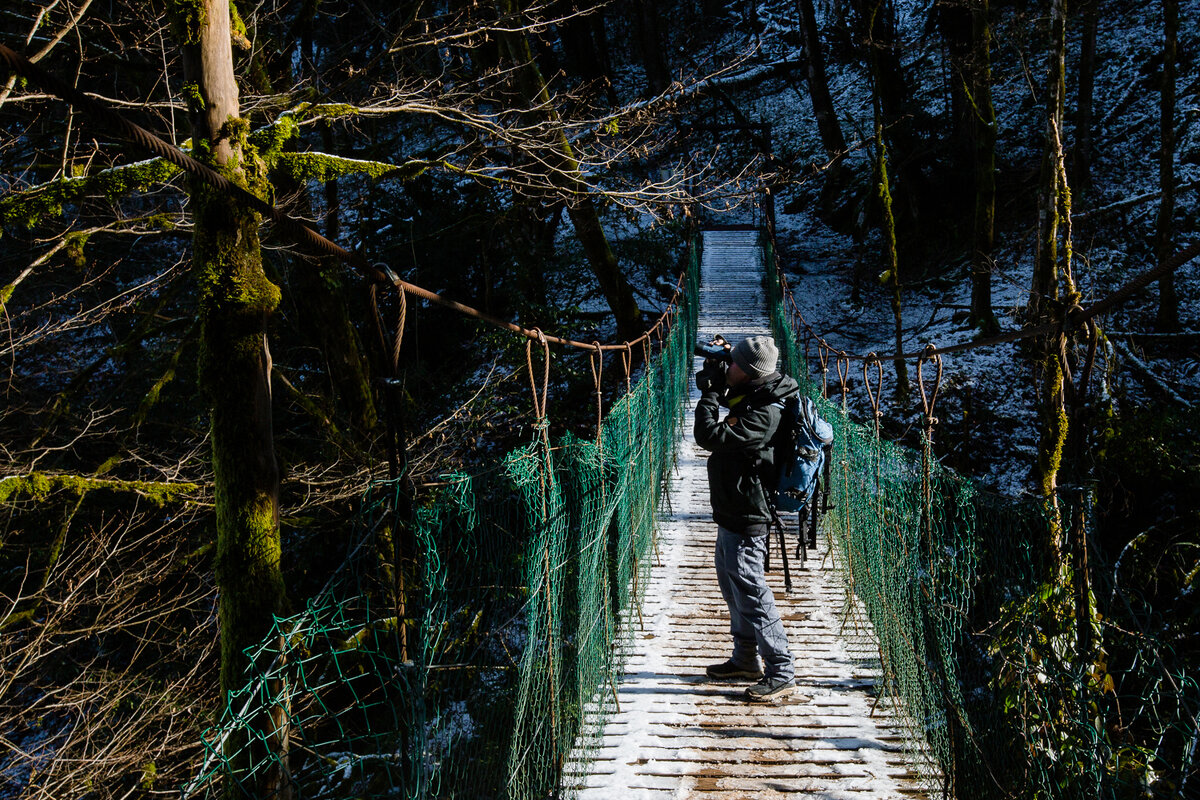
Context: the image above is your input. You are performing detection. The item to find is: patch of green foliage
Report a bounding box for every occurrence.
[248,113,301,165]
[165,0,206,45]
[273,152,429,184]
[0,159,181,235]
[0,472,200,507]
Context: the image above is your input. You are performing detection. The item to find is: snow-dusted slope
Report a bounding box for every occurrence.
[569,229,928,799]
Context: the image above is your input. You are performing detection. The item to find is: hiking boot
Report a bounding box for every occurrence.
[705,659,764,681]
[745,676,797,702]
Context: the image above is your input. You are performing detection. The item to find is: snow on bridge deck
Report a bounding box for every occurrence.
[570,229,927,799]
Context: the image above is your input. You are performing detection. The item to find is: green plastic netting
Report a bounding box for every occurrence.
[765,237,1198,799]
[182,246,700,799]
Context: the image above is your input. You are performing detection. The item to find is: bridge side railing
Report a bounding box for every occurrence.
[184,245,700,799]
[762,236,1134,799]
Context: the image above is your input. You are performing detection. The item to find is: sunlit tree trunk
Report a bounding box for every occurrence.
[877,120,909,400]
[171,1,290,795]
[1156,0,1179,331]
[495,0,644,342]
[859,1,909,397]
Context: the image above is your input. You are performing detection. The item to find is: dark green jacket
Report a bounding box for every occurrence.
[694,372,800,535]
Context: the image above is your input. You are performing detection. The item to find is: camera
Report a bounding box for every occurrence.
[694,334,731,363]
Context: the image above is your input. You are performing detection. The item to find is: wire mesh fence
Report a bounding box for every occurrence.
[182,247,699,799]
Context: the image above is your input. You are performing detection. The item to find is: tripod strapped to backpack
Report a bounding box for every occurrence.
[761,394,834,592]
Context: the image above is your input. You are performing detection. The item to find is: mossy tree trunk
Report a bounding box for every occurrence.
[495,0,644,343]
[1030,0,1076,561]
[1156,0,1179,332]
[876,120,909,400]
[171,0,290,795]
[863,3,909,399]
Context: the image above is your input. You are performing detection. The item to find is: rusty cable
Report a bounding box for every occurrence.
[916,345,942,567]
[589,342,604,445]
[863,354,883,438]
[836,355,850,405]
[393,290,407,373]
[525,329,551,423]
[917,345,943,436]
[818,344,830,398]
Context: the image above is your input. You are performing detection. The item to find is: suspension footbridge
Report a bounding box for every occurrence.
[571,229,924,798]
[180,224,1184,800]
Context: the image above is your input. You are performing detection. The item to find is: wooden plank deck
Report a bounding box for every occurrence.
[570,230,929,799]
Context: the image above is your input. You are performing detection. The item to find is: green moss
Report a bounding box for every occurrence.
[94,454,123,477]
[1039,355,1068,496]
[309,103,361,119]
[220,115,252,149]
[229,1,251,49]
[248,114,301,166]
[0,472,200,507]
[139,762,157,791]
[0,159,181,233]
[166,0,206,45]
[291,102,362,121]
[274,153,429,184]
[148,213,177,230]
[64,231,89,269]
[181,81,204,113]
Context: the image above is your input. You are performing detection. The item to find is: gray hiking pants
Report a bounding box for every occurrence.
[715,525,795,681]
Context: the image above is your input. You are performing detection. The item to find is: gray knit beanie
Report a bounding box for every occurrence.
[731,336,778,379]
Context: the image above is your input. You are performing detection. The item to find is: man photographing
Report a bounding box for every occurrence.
[693,335,800,702]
